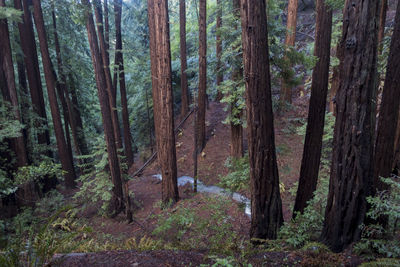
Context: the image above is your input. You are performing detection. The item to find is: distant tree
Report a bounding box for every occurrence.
[378,0,388,54]
[83,0,125,215]
[280,0,298,104]
[179,0,189,117]
[14,0,51,157]
[321,0,379,252]
[240,0,283,240]
[293,0,332,216]
[374,0,400,198]
[32,0,77,188]
[215,0,223,101]
[0,0,28,167]
[147,0,179,205]
[197,0,207,151]
[114,0,134,166]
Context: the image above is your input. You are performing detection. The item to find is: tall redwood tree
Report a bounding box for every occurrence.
[321,0,379,252]
[32,0,77,188]
[179,0,189,117]
[240,0,283,240]
[293,0,332,216]
[147,0,179,205]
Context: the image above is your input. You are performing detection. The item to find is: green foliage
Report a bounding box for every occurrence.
[359,258,400,267]
[354,176,400,260]
[0,6,22,22]
[219,155,249,192]
[75,138,114,215]
[0,100,24,143]
[153,196,242,255]
[14,161,63,185]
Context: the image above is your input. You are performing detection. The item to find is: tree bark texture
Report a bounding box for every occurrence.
[293,0,332,217]
[0,0,28,167]
[215,0,223,101]
[280,0,298,104]
[321,0,379,252]
[14,0,51,156]
[32,0,77,188]
[114,0,134,167]
[147,0,179,205]
[378,0,388,54]
[83,0,125,215]
[374,1,400,191]
[197,0,207,151]
[179,0,189,117]
[240,0,283,240]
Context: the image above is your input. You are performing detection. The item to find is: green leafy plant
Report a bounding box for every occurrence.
[219,155,250,192]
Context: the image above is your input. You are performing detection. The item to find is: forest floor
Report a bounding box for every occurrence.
[58,97,362,266]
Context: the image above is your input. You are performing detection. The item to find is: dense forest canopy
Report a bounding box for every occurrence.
[1,0,400,266]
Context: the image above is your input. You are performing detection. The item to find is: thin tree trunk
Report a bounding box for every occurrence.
[104,0,110,59]
[114,0,134,166]
[147,0,179,205]
[180,0,189,117]
[32,0,76,188]
[378,0,388,54]
[15,0,51,157]
[321,0,379,252]
[280,0,298,104]
[393,107,400,173]
[374,0,400,194]
[83,0,125,215]
[240,0,283,240]
[197,0,207,151]
[293,0,332,217]
[0,0,28,167]
[94,0,124,154]
[215,0,223,101]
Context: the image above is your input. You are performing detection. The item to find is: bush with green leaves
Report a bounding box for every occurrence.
[354,176,400,260]
[218,155,250,192]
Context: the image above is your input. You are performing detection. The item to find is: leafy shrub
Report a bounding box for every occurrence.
[354,176,400,260]
[219,155,250,192]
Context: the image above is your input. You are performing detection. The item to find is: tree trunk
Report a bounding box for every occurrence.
[374,1,400,193]
[393,107,400,174]
[14,0,51,157]
[321,0,379,252]
[280,0,298,104]
[293,0,332,217]
[240,0,283,240]
[104,0,110,58]
[93,0,124,154]
[0,0,28,167]
[147,0,179,205]
[197,0,207,151]
[83,0,125,215]
[215,0,223,101]
[230,120,243,158]
[32,0,77,188]
[378,0,388,54]
[114,0,134,167]
[179,0,189,117]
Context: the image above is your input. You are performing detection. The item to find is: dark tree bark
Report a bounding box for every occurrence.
[147,0,179,205]
[104,0,110,58]
[280,0,298,104]
[179,0,189,117]
[83,0,125,215]
[293,0,332,217]
[374,1,400,192]
[215,0,223,101]
[114,0,134,167]
[31,0,77,188]
[93,0,124,154]
[394,107,400,174]
[0,0,28,167]
[197,0,207,151]
[14,0,51,156]
[230,0,243,159]
[378,0,388,54]
[321,0,379,252]
[240,0,283,240]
